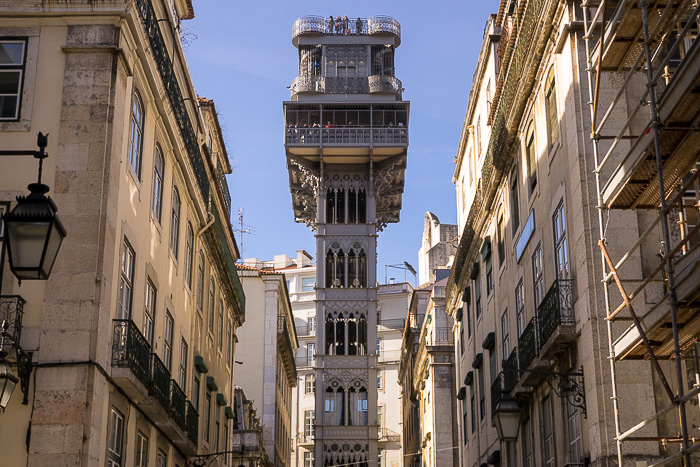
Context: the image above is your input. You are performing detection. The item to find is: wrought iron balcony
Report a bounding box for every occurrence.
[112,319,151,388]
[518,318,537,371]
[150,353,171,411]
[292,16,400,42]
[284,126,408,147]
[170,379,187,430]
[537,279,575,355]
[296,355,315,367]
[424,327,454,347]
[216,161,231,215]
[368,75,403,95]
[186,401,199,445]
[296,323,316,336]
[379,427,401,443]
[503,347,518,393]
[0,295,25,352]
[490,373,502,413]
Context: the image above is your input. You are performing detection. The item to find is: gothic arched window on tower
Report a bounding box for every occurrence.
[347,314,358,355]
[326,248,346,287]
[326,314,367,356]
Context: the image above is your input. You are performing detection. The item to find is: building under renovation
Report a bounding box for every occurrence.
[283,15,409,467]
[447,1,700,466]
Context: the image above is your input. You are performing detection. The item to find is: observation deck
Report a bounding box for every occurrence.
[292,15,401,46]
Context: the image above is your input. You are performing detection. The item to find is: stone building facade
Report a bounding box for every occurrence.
[0,1,244,466]
[447,1,700,467]
[235,264,299,467]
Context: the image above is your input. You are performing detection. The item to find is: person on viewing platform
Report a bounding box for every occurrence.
[356,17,363,34]
[328,16,334,33]
[343,15,349,34]
[335,16,342,33]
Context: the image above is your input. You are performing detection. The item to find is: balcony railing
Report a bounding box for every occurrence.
[518,318,537,371]
[296,324,317,336]
[112,319,151,388]
[292,16,400,41]
[150,353,170,411]
[278,317,298,379]
[537,279,574,350]
[296,355,315,367]
[0,295,25,352]
[378,318,406,330]
[285,126,407,146]
[216,161,231,215]
[297,433,314,445]
[503,347,518,392]
[490,374,502,413]
[186,401,199,444]
[368,75,403,95]
[424,327,454,346]
[378,350,402,363]
[170,380,187,430]
[379,427,401,443]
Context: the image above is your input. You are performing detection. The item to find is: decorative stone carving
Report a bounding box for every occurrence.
[324,172,369,192]
[324,368,369,388]
[290,160,320,227]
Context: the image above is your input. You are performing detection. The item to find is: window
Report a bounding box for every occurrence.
[474,273,482,320]
[476,116,482,156]
[144,279,156,346]
[470,384,476,433]
[478,365,485,421]
[308,315,316,334]
[136,431,148,467]
[217,298,224,351]
[302,277,315,292]
[204,392,211,442]
[510,172,520,236]
[466,295,473,338]
[553,200,569,280]
[152,145,164,222]
[305,374,315,394]
[486,81,492,116]
[192,375,200,411]
[501,309,510,359]
[215,420,220,452]
[532,243,544,308]
[462,400,468,444]
[467,148,474,186]
[179,338,188,389]
[304,452,314,467]
[0,39,27,120]
[170,187,180,257]
[0,202,8,286]
[545,67,559,148]
[185,223,194,288]
[516,279,525,337]
[485,251,493,295]
[197,251,205,310]
[377,370,383,389]
[107,408,124,467]
[525,122,537,193]
[377,405,383,429]
[226,317,233,367]
[496,214,506,268]
[157,449,167,467]
[129,90,144,177]
[376,338,381,355]
[567,396,582,463]
[208,278,216,332]
[304,410,314,439]
[164,312,174,371]
[118,239,135,320]
[542,396,555,466]
[307,343,316,365]
[460,321,465,355]
[522,417,534,467]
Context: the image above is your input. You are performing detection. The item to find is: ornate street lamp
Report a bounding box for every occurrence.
[1,132,66,282]
[492,390,522,442]
[0,352,18,410]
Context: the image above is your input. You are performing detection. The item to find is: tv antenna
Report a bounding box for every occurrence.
[235,208,254,259]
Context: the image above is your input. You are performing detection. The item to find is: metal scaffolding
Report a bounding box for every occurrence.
[582,0,700,465]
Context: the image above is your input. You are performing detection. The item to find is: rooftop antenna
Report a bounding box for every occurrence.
[235,208,254,259]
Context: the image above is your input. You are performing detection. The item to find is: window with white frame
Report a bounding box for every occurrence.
[170,187,180,257]
[197,251,205,310]
[0,39,27,121]
[179,338,188,389]
[510,171,520,236]
[217,298,224,351]
[128,90,144,177]
[301,277,315,292]
[157,448,167,467]
[208,278,216,332]
[305,374,315,394]
[543,395,555,466]
[226,316,233,367]
[144,279,156,346]
[118,239,135,320]
[136,431,148,467]
[304,410,314,439]
[515,279,525,337]
[377,370,383,389]
[151,145,164,222]
[525,121,537,193]
[185,223,194,288]
[304,452,313,467]
[164,311,174,371]
[107,408,124,467]
[553,200,569,280]
[501,309,510,359]
[545,67,559,149]
[567,396,582,464]
[307,343,316,365]
[532,243,544,308]
[522,416,534,467]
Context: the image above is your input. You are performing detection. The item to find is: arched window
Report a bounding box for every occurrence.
[151,144,164,222]
[185,223,194,288]
[170,187,181,257]
[326,314,367,356]
[335,317,346,355]
[129,90,144,177]
[326,317,335,355]
[326,249,346,288]
[348,250,358,287]
[356,388,368,425]
[545,66,559,148]
[358,250,367,287]
[525,121,537,193]
[347,314,358,355]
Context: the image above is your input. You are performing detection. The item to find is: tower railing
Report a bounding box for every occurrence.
[292,16,400,41]
[285,126,407,146]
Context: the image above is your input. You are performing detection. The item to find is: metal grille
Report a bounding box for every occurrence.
[537,279,574,350]
[0,295,24,352]
[490,373,502,413]
[150,353,170,411]
[112,319,151,387]
[518,318,537,370]
[186,401,199,445]
[216,161,231,215]
[503,347,518,392]
[170,379,187,430]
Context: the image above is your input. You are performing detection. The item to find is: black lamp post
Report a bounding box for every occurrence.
[1,132,66,283]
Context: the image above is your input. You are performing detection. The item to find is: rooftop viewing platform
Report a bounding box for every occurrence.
[292,15,401,46]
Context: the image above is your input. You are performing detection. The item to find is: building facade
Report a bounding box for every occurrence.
[447,1,700,467]
[283,15,409,467]
[0,1,244,466]
[236,264,299,467]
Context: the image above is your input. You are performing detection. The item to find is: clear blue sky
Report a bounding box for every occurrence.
[186,1,497,281]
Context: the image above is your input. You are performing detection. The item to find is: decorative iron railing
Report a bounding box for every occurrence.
[537,279,574,350]
[295,324,316,336]
[379,427,401,442]
[212,207,245,312]
[290,76,325,93]
[424,327,454,346]
[285,127,407,146]
[112,319,151,387]
[295,355,315,367]
[216,161,231,215]
[368,75,403,95]
[186,401,199,444]
[134,0,209,202]
[503,347,518,392]
[490,373,502,413]
[0,295,25,352]
[150,353,170,411]
[325,77,370,94]
[170,380,187,429]
[518,318,537,370]
[292,16,400,40]
[378,318,405,330]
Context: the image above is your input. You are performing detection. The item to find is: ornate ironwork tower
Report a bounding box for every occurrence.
[284,15,409,467]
